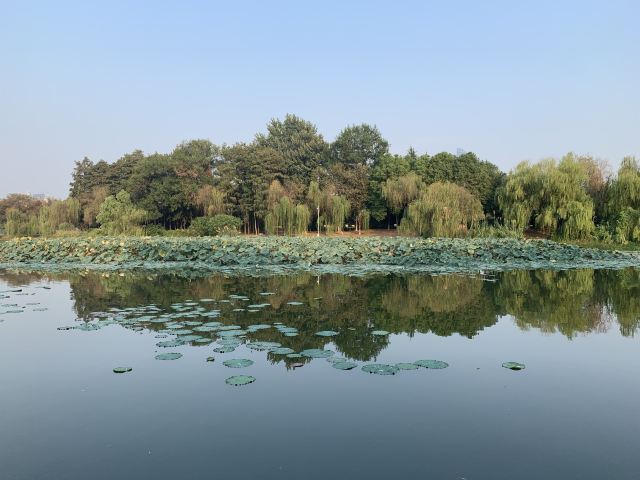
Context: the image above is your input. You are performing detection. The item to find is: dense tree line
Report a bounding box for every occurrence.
[0,114,637,243]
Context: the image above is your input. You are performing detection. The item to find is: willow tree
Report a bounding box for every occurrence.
[497,155,595,239]
[606,156,640,243]
[399,182,483,237]
[324,195,351,233]
[195,185,225,216]
[381,172,424,227]
[96,190,148,235]
[264,180,310,235]
[38,198,81,235]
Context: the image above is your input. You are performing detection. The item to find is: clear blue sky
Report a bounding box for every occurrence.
[1,0,638,198]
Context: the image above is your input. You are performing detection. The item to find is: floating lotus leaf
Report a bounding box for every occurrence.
[156,339,184,348]
[155,352,183,360]
[396,362,419,370]
[502,362,526,371]
[286,301,303,306]
[174,329,195,335]
[301,349,335,358]
[193,326,218,332]
[179,335,204,342]
[184,321,203,326]
[225,375,256,386]
[270,347,295,355]
[217,329,246,337]
[247,304,270,308]
[332,361,358,370]
[283,332,299,337]
[223,358,254,368]
[200,299,215,302]
[259,292,274,296]
[166,324,185,329]
[213,346,235,353]
[361,364,399,375]
[57,326,75,331]
[414,359,449,369]
[203,321,223,327]
[217,325,242,331]
[194,338,212,344]
[276,326,298,334]
[77,323,100,331]
[371,330,390,336]
[315,330,339,337]
[326,357,349,364]
[246,324,271,332]
[286,353,303,358]
[217,338,241,346]
[113,367,132,373]
[206,356,215,362]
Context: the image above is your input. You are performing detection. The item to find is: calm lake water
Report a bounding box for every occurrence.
[1,268,639,480]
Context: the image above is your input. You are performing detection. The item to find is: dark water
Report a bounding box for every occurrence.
[1,268,639,480]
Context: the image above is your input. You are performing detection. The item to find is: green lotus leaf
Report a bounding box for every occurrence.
[395,362,419,370]
[315,330,339,337]
[414,359,449,369]
[113,367,132,373]
[223,358,254,368]
[332,361,358,370]
[155,352,183,360]
[213,346,235,353]
[371,330,390,336]
[225,375,255,386]
[270,347,295,355]
[361,364,399,375]
[156,339,184,348]
[301,349,335,358]
[502,361,526,371]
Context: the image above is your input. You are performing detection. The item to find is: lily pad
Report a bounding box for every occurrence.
[361,364,399,375]
[414,359,449,369]
[502,361,526,371]
[371,330,390,336]
[213,346,236,353]
[332,361,358,370]
[301,349,335,359]
[155,352,183,360]
[286,353,303,358]
[223,358,254,368]
[225,375,256,386]
[113,367,132,373]
[315,330,339,337]
[270,347,295,355]
[206,356,215,362]
[396,362,420,370]
[156,339,184,348]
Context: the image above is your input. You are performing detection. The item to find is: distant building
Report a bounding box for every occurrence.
[456,148,466,156]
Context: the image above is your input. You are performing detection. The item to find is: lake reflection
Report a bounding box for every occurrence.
[1,268,639,480]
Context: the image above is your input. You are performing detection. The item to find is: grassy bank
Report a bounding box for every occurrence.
[1,236,639,273]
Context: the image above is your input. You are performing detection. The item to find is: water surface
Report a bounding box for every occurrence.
[1,268,639,479]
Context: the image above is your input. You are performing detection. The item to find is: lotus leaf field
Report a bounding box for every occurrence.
[1,236,639,273]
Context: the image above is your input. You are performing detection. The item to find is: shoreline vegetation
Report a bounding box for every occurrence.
[1,115,639,247]
[1,236,638,274]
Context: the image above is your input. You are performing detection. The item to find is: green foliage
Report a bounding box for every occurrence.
[606,157,640,244]
[189,215,242,236]
[195,185,225,216]
[96,191,148,235]
[330,124,388,166]
[399,182,484,237]
[497,155,595,240]
[381,172,424,217]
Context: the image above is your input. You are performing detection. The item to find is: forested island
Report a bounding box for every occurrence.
[1,114,639,245]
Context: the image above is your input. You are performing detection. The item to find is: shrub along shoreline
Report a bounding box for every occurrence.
[0,236,638,274]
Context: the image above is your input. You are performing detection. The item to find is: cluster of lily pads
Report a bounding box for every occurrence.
[1,236,638,273]
[2,284,527,386]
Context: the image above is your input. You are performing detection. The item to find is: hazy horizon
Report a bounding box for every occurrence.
[2,0,638,198]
